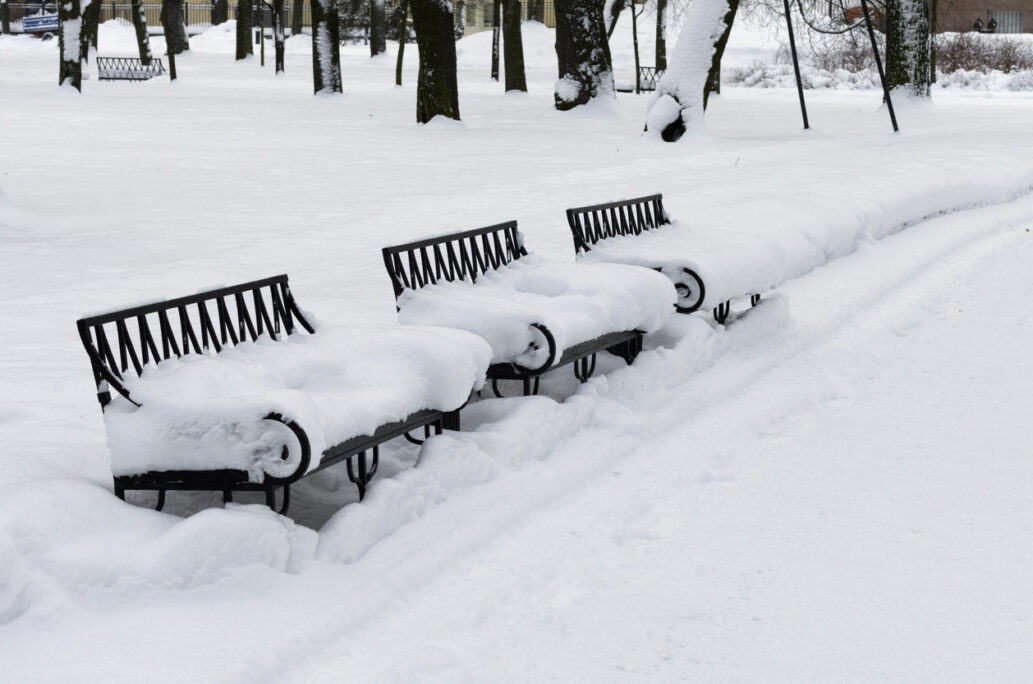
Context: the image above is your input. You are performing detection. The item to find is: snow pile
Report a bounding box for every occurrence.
[396,254,676,370]
[578,221,789,309]
[726,61,880,90]
[103,325,491,480]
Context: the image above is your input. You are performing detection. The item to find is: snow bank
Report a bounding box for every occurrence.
[103,325,491,480]
[579,221,789,309]
[396,254,676,369]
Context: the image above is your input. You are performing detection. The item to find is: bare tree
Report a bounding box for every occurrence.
[704,0,739,108]
[395,0,410,85]
[311,0,343,93]
[236,0,254,60]
[162,0,190,55]
[291,0,305,35]
[2,0,12,35]
[527,0,544,22]
[554,0,614,110]
[371,0,387,55]
[130,0,154,63]
[267,0,286,72]
[885,0,931,96]
[644,0,730,140]
[58,0,86,91]
[411,0,460,121]
[501,0,526,91]
[212,0,228,24]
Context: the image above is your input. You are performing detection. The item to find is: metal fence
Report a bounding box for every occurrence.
[3,2,312,32]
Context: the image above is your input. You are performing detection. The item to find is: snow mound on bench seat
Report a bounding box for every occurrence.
[577,221,790,310]
[103,325,492,482]
[395,254,677,369]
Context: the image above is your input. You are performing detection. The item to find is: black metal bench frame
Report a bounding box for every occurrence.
[77,274,455,514]
[566,193,760,324]
[382,221,643,397]
[96,56,166,82]
[637,66,665,92]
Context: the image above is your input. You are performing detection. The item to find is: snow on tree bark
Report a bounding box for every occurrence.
[886,0,931,97]
[491,0,500,80]
[311,0,343,93]
[58,0,87,91]
[554,0,614,111]
[411,0,460,122]
[644,0,729,141]
[81,0,100,63]
[130,0,153,63]
[502,0,526,92]
[454,0,465,40]
[236,0,254,60]
[268,0,286,73]
[703,0,738,109]
[371,0,387,57]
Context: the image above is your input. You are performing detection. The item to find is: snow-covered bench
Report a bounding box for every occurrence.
[567,193,784,324]
[76,275,489,513]
[382,220,675,396]
[96,56,166,82]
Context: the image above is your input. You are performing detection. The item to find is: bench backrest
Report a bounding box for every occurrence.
[97,56,166,82]
[382,221,527,300]
[76,275,314,409]
[638,67,665,92]
[566,193,669,255]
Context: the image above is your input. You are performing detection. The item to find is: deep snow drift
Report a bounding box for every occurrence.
[1,17,1033,683]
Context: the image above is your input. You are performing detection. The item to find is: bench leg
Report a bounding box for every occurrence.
[607,333,643,365]
[491,376,540,398]
[573,354,597,383]
[442,411,459,431]
[154,489,166,512]
[113,479,126,501]
[347,447,380,500]
[714,301,731,325]
[263,485,291,515]
[751,293,761,307]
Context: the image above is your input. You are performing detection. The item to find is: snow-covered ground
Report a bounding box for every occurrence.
[1,18,1032,682]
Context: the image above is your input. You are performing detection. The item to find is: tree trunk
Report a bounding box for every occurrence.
[632,2,640,92]
[291,0,304,35]
[490,0,500,80]
[454,0,464,40]
[311,0,342,93]
[396,0,409,86]
[644,0,729,141]
[501,0,525,91]
[81,0,100,62]
[655,0,667,70]
[130,0,153,63]
[370,0,386,56]
[554,0,614,110]
[162,0,190,54]
[411,0,460,122]
[885,0,931,97]
[268,0,285,72]
[58,0,84,91]
[1,0,11,35]
[212,0,228,25]
[527,0,543,23]
[606,0,624,37]
[703,0,738,109]
[236,0,253,59]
